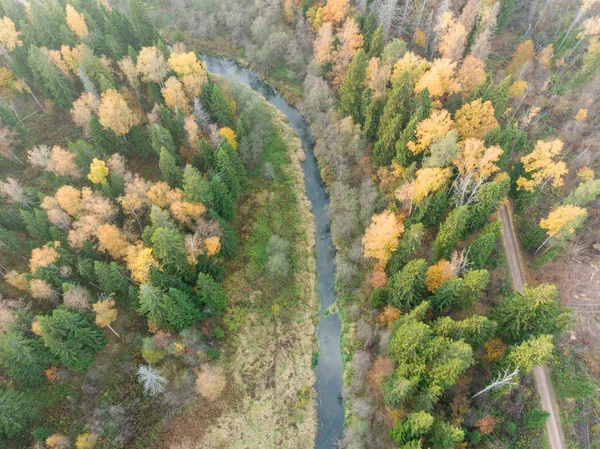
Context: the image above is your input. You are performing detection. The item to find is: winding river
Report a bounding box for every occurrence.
[202,55,344,448]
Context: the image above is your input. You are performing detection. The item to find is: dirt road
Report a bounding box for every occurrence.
[499,204,566,449]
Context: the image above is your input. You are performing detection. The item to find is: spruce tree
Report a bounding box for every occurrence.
[210,85,234,127]
[209,175,235,221]
[129,0,158,46]
[465,178,510,236]
[36,308,106,371]
[433,206,470,260]
[430,278,464,313]
[164,287,202,330]
[386,223,424,276]
[388,259,428,311]
[339,49,367,122]
[368,24,385,57]
[159,105,187,149]
[182,164,213,204]
[151,124,177,156]
[159,147,181,187]
[20,208,52,243]
[0,388,38,438]
[214,146,241,199]
[196,273,226,316]
[151,227,187,273]
[469,232,497,269]
[138,283,169,329]
[0,331,50,386]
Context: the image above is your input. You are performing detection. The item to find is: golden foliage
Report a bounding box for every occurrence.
[61,44,84,71]
[65,4,87,38]
[31,320,44,336]
[44,366,60,383]
[329,18,364,87]
[195,364,226,400]
[321,0,350,25]
[414,29,426,47]
[362,210,404,266]
[508,80,528,98]
[407,110,454,155]
[484,337,506,363]
[436,12,467,61]
[537,44,554,68]
[204,236,221,256]
[161,76,189,113]
[184,116,199,149]
[96,224,129,258]
[125,243,159,284]
[0,66,14,87]
[46,434,69,449]
[93,297,117,328]
[0,16,22,51]
[455,99,498,140]
[540,205,588,238]
[98,89,139,135]
[414,58,460,98]
[453,138,502,180]
[575,108,588,121]
[55,185,82,216]
[425,259,454,292]
[5,271,28,291]
[75,433,97,449]
[506,40,535,77]
[41,196,73,231]
[313,21,333,65]
[413,167,452,202]
[366,57,391,100]
[517,139,568,191]
[49,146,80,178]
[457,56,486,93]
[30,243,60,273]
[219,126,237,149]
[71,92,100,136]
[88,158,109,184]
[377,306,401,329]
[391,51,430,83]
[136,46,168,84]
[170,201,206,225]
[577,166,594,182]
[168,51,207,97]
[475,415,499,435]
[147,181,183,208]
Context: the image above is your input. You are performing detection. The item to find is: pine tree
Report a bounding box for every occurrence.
[0,388,38,438]
[159,147,180,187]
[433,206,470,260]
[388,259,428,311]
[339,49,368,122]
[36,308,106,371]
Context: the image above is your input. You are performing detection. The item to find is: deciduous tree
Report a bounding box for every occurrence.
[517,140,568,192]
[455,99,498,140]
[362,210,404,267]
[65,5,87,39]
[98,89,139,136]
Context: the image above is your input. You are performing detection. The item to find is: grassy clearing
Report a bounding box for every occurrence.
[160,81,317,449]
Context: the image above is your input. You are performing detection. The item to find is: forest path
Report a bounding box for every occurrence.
[498,204,566,449]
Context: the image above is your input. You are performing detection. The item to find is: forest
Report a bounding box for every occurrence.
[1,0,600,449]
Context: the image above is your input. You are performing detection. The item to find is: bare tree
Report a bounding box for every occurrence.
[137,365,168,396]
[472,366,519,398]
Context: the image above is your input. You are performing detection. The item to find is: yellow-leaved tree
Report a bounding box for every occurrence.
[455,99,498,140]
[321,0,350,25]
[391,51,430,84]
[425,259,455,292]
[96,224,129,259]
[93,297,119,337]
[413,167,452,203]
[457,56,486,94]
[65,5,87,39]
[436,12,467,61]
[517,139,568,192]
[136,46,168,86]
[0,16,22,51]
[538,205,588,252]
[219,127,237,149]
[407,110,454,155]
[161,76,189,113]
[414,58,460,98]
[168,50,208,97]
[30,242,60,274]
[88,158,109,184]
[362,210,404,267]
[98,89,139,136]
[125,243,159,284]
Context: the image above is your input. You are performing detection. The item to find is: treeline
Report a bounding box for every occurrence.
[0,0,264,445]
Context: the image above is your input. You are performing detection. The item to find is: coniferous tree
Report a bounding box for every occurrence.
[433,206,470,260]
[388,259,428,311]
[129,0,158,46]
[469,232,497,270]
[0,388,38,438]
[159,147,181,187]
[196,272,226,315]
[368,24,385,57]
[214,146,241,199]
[151,124,177,156]
[159,104,187,149]
[339,49,367,122]
[0,331,50,386]
[430,278,464,313]
[151,227,187,273]
[20,209,52,243]
[209,175,235,221]
[138,283,169,329]
[36,308,106,371]
[27,46,75,109]
[164,287,202,330]
[465,178,510,236]
[210,85,234,127]
[182,164,212,204]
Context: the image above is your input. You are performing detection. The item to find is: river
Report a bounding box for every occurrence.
[201,55,344,448]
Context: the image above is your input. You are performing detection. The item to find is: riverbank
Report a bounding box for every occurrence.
[159,75,318,449]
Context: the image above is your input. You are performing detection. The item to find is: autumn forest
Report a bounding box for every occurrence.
[0,0,600,448]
